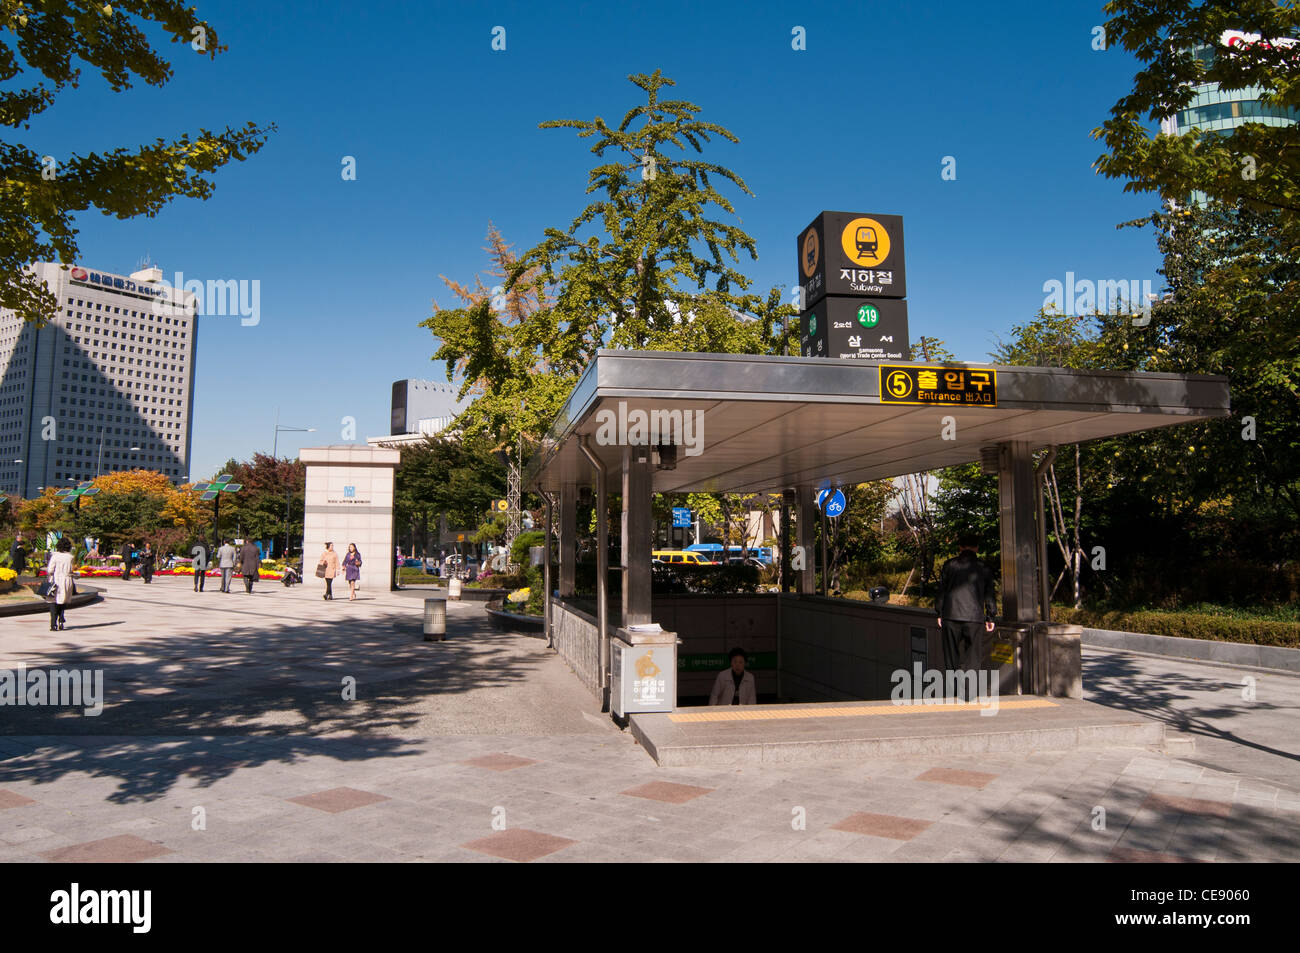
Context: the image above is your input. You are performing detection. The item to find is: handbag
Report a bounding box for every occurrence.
[315,561,328,578]
[36,579,53,600]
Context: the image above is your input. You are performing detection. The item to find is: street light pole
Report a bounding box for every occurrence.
[272,414,315,559]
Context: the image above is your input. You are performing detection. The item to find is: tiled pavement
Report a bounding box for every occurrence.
[0,579,1297,862]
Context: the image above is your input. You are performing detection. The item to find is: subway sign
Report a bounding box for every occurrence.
[801,296,911,361]
[879,365,997,406]
[798,211,906,307]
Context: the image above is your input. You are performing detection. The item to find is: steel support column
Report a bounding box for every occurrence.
[579,436,611,711]
[779,489,793,593]
[998,441,1038,624]
[559,484,576,597]
[796,484,816,595]
[543,492,553,647]
[1034,446,1057,622]
[621,445,653,626]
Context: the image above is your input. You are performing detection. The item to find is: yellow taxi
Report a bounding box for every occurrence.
[652,550,715,566]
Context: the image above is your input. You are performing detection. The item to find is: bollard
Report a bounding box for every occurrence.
[423,595,447,641]
[448,577,463,600]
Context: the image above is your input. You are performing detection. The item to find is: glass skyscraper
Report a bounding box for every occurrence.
[1163,30,1299,135]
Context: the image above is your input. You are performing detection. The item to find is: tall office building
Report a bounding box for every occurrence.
[1161,30,1298,205]
[0,262,198,497]
[1162,30,1299,137]
[389,379,470,437]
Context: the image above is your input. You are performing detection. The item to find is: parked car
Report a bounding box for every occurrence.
[652,549,716,566]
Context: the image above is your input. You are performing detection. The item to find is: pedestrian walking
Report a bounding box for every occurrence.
[9,533,27,578]
[140,543,155,584]
[343,543,363,601]
[317,542,340,600]
[44,537,75,631]
[121,541,134,580]
[935,534,998,686]
[193,546,207,592]
[216,538,237,593]
[239,540,261,594]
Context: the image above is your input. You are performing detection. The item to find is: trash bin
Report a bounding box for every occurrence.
[610,626,678,718]
[448,577,463,600]
[424,594,447,641]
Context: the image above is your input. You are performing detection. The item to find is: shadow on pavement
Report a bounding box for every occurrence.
[0,603,548,802]
[1083,652,1300,771]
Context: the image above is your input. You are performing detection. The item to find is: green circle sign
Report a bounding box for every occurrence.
[809,314,818,335]
[857,303,880,328]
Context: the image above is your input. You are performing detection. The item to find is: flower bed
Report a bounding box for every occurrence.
[60,566,284,581]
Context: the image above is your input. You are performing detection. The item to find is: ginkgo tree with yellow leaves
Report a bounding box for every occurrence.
[61,468,210,552]
[1,0,275,326]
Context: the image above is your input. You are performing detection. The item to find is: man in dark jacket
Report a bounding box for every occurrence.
[935,535,998,676]
[121,541,134,580]
[239,540,261,593]
[9,534,27,578]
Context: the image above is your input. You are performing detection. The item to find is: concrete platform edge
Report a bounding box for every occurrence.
[630,710,1167,767]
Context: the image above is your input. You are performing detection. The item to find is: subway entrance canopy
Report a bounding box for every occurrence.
[525,349,1231,750]
[528,351,1231,495]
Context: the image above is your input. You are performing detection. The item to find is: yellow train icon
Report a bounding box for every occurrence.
[855,225,878,259]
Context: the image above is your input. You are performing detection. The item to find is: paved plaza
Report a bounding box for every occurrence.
[0,580,1297,862]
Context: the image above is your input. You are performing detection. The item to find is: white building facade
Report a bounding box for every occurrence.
[0,262,198,497]
[300,445,400,591]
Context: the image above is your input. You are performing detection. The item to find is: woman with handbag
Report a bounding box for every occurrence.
[44,536,76,631]
[342,543,363,601]
[317,542,340,600]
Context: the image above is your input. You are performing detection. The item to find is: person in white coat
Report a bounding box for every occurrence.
[708,647,757,706]
[45,536,76,631]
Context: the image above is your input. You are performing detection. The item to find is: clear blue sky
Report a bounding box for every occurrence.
[30,0,1162,481]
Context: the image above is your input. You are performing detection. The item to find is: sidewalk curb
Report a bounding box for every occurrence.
[1082,627,1300,674]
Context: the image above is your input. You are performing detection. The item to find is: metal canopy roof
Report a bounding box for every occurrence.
[526,351,1231,494]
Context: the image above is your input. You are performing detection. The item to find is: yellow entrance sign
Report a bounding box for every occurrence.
[841,216,891,268]
[879,365,998,407]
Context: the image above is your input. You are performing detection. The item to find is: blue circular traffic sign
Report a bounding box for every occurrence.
[823,489,846,517]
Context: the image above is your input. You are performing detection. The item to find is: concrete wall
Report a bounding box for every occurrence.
[649,594,779,701]
[556,592,940,703]
[301,446,399,591]
[551,599,602,699]
[779,595,943,702]
[551,590,1085,705]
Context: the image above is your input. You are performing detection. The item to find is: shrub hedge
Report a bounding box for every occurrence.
[570,561,761,595]
[1053,607,1300,648]
[651,563,760,594]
